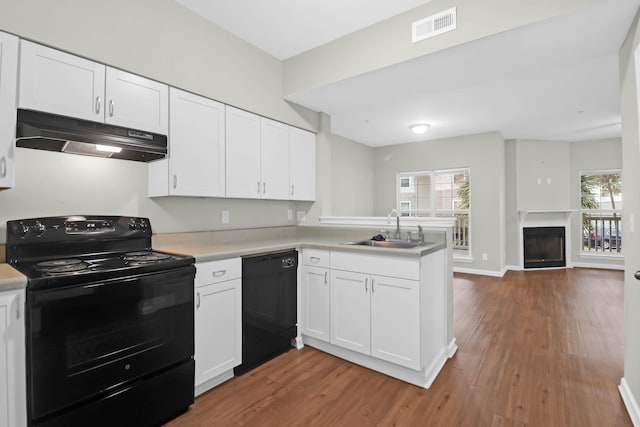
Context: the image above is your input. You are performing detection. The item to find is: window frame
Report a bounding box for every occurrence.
[396,167,471,255]
[579,169,623,257]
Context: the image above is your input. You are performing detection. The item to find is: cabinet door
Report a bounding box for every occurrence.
[194,279,241,388]
[330,270,370,355]
[225,106,261,198]
[260,118,290,199]
[0,289,26,427]
[370,275,420,370]
[289,127,316,201]
[0,32,18,190]
[302,265,330,341]
[168,88,225,197]
[104,67,168,134]
[18,40,105,122]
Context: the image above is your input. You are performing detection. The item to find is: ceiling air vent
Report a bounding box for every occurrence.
[412,7,457,43]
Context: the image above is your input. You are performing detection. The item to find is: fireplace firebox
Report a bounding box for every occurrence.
[523,226,566,269]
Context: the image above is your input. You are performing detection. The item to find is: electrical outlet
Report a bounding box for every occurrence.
[221,210,230,224]
[482,253,488,261]
[287,209,293,221]
[296,211,306,222]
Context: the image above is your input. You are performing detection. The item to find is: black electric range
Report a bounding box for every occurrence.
[6,215,195,427]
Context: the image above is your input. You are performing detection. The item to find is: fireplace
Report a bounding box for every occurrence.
[523,226,566,269]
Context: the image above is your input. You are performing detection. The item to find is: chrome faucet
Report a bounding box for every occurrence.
[417,224,424,244]
[388,209,401,240]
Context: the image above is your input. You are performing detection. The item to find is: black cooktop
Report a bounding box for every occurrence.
[6,215,194,290]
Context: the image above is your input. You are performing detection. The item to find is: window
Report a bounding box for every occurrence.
[580,170,622,254]
[397,168,470,254]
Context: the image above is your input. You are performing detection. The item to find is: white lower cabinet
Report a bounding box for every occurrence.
[330,270,370,354]
[194,259,241,395]
[301,265,330,341]
[301,250,331,342]
[330,269,420,370]
[0,289,26,427]
[370,275,420,369]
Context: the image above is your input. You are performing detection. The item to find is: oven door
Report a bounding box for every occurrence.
[26,266,195,422]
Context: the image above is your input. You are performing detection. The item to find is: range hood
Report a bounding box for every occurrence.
[16,109,167,162]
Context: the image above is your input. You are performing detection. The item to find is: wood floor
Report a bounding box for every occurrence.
[165,268,630,426]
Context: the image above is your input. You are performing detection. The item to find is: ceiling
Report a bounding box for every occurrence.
[176,0,639,147]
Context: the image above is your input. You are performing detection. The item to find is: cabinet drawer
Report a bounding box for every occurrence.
[196,258,241,287]
[330,251,419,281]
[302,249,330,268]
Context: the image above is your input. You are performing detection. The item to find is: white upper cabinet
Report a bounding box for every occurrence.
[18,40,167,134]
[289,127,316,201]
[148,88,225,197]
[104,67,168,134]
[260,117,290,199]
[225,106,262,199]
[18,40,105,122]
[0,32,18,190]
[225,105,316,201]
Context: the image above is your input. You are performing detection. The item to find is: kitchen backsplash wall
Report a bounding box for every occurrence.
[0,148,300,243]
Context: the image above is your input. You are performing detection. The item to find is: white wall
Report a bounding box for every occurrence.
[619,8,640,420]
[373,132,506,273]
[330,129,375,217]
[0,0,318,131]
[515,140,571,211]
[283,0,602,97]
[0,148,300,242]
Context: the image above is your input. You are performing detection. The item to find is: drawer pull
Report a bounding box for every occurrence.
[212,270,227,277]
[309,256,320,263]
[365,277,368,292]
[324,271,328,285]
[196,291,201,309]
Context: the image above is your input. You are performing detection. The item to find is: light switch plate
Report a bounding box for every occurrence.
[297,211,306,222]
[221,210,230,224]
[287,209,293,221]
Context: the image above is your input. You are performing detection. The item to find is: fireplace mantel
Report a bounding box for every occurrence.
[518,210,577,223]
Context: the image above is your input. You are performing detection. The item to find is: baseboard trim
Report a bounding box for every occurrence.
[573,261,624,271]
[447,338,458,358]
[619,377,640,426]
[453,266,507,277]
[195,369,235,397]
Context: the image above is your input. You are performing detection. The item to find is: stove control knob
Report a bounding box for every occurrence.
[34,221,46,237]
[129,220,138,231]
[14,223,30,238]
[137,219,148,231]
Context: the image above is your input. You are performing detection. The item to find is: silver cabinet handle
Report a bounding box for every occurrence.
[109,99,115,117]
[257,181,261,194]
[263,182,266,194]
[212,270,226,277]
[324,271,327,285]
[15,294,20,320]
[365,277,368,292]
[173,175,178,189]
[95,96,101,114]
[196,291,201,309]
[291,185,294,196]
[0,156,6,179]
[309,256,320,263]
[371,278,375,294]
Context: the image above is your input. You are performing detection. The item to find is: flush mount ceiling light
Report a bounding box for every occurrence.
[410,123,431,134]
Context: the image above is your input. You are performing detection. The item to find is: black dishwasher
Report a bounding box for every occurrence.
[235,249,298,375]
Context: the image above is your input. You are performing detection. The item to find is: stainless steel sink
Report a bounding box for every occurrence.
[344,240,422,249]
